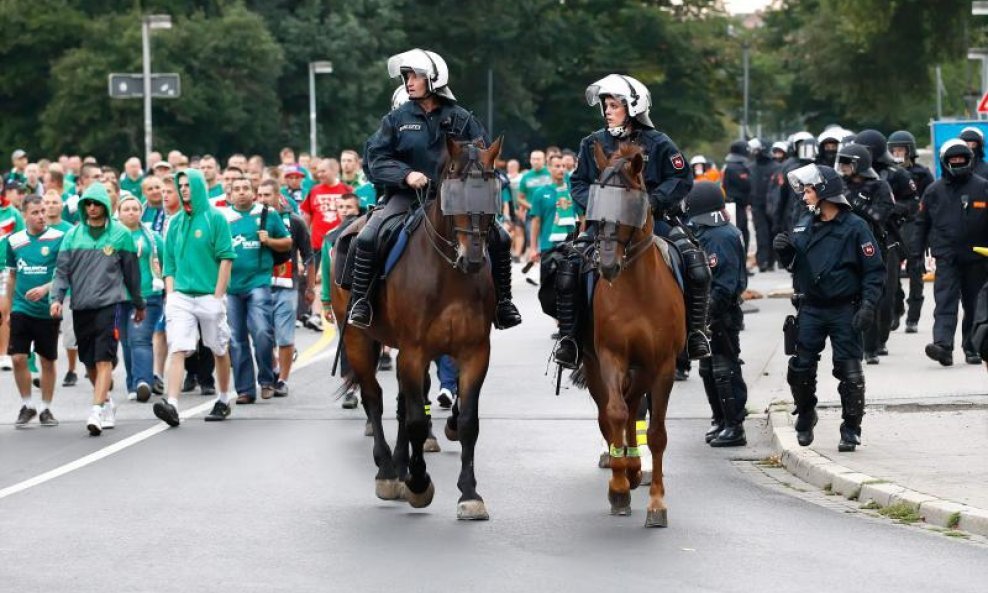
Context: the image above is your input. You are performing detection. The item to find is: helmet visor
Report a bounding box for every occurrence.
[387,50,434,80]
[797,142,818,160]
[787,164,824,194]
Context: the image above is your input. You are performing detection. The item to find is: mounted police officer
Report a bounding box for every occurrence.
[686,182,748,448]
[348,48,521,330]
[773,164,885,453]
[835,142,896,364]
[888,130,934,333]
[554,73,705,368]
[853,130,915,357]
[914,140,988,366]
[722,140,752,258]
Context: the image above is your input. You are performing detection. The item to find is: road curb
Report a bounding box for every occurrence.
[767,405,988,538]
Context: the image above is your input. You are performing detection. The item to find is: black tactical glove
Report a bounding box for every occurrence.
[773,232,792,254]
[852,302,876,332]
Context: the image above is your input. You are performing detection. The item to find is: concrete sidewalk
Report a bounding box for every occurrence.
[742,269,988,536]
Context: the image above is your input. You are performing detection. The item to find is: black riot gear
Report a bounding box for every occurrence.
[836,144,876,179]
[888,130,918,162]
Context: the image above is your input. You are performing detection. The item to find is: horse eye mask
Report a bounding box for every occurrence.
[586,184,648,227]
[441,176,500,215]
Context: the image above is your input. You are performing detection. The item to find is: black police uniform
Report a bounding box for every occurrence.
[844,175,897,360]
[896,162,934,328]
[749,150,779,271]
[913,171,988,361]
[561,127,711,360]
[776,207,885,451]
[349,98,520,328]
[690,209,748,447]
[721,146,753,257]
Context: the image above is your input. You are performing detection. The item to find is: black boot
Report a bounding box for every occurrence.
[553,258,581,369]
[698,359,723,443]
[347,244,377,328]
[490,230,522,329]
[679,241,712,360]
[835,360,865,452]
[709,356,746,447]
[787,361,818,447]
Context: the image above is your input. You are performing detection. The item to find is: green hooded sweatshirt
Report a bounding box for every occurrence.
[162,169,236,295]
[50,182,144,311]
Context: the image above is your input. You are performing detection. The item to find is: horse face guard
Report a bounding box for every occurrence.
[434,144,500,273]
[586,160,651,281]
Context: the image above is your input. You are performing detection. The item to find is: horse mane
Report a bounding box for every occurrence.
[613,142,643,163]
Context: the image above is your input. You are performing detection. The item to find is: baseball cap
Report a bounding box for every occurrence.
[12,149,27,160]
[153,161,173,171]
[282,164,305,178]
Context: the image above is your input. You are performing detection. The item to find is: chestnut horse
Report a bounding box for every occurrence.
[331,137,503,520]
[575,142,686,527]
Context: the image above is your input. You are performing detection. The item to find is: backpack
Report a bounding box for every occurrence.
[259,204,293,266]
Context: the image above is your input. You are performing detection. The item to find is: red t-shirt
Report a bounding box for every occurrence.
[301,181,352,249]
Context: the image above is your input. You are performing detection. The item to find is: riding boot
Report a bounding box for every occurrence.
[347,244,377,328]
[669,225,712,360]
[490,230,522,329]
[835,360,865,452]
[553,257,581,368]
[709,356,746,447]
[787,361,818,447]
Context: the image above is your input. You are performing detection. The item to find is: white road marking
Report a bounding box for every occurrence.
[0,347,336,501]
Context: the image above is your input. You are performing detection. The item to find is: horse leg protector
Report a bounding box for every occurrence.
[787,359,818,446]
[553,255,581,369]
[489,225,522,329]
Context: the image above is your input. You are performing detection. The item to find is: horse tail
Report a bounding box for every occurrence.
[334,368,359,400]
[569,364,588,389]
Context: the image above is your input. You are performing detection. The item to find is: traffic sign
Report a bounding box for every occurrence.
[979,90,988,114]
[107,73,181,99]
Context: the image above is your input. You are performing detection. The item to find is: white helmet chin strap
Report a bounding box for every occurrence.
[607,115,632,138]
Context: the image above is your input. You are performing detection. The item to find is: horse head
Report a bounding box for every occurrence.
[588,141,650,282]
[440,136,503,274]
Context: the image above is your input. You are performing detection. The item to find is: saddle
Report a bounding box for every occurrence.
[334,207,426,290]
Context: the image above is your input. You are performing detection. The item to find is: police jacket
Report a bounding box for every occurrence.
[780,158,812,232]
[364,99,490,194]
[570,127,692,215]
[914,172,988,264]
[844,176,895,246]
[906,163,934,201]
[781,209,885,308]
[748,154,777,207]
[721,154,752,207]
[693,221,747,320]
[974,159,988,181]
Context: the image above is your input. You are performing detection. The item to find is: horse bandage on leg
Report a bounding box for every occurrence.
[609,444,626,458]
[424,404,431,416]
[636,419,648,446]
[625,446,641,458]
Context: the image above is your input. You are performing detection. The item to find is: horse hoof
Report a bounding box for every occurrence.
[424,437,441,453]
[444,420,459,442]
[375,479,403,501]
[364,421,374,437]
[598,452,611,469]
[645,508,668,528]
[456,500,490,521]
[608,491,631,516]
[406,481,435,509]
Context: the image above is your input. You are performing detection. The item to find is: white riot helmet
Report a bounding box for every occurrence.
[585,74,654,135]
[387,48,455,101]
[391,85,410,110]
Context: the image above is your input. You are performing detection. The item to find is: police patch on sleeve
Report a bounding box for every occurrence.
[708,253,718,268]
[670,153,686,171]
[861,242,876,257]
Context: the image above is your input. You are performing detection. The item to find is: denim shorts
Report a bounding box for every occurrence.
[271,286,298,347]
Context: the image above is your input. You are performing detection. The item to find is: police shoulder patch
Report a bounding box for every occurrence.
[862,242,875,257]
[670,153,686,171]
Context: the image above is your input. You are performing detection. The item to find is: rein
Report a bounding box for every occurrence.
[414,183,461,269]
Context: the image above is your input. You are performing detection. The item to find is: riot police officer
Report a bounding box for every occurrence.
[749,138,778,272]
[349,49,521,330]
[816,127,847,168]
[722,140,752,258]
[888,130,934,333]
[773,164,885,452]
[778,132,818,234]
[835,143,896,364]
[914,140,988,366]
[686,182,748,447]
[958,127,988,179]
[554,73,705,368]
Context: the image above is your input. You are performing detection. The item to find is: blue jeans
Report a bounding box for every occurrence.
[271,287,298,347]
[120,295,164,392]
[436,356,458,392]
[227,286,276,397]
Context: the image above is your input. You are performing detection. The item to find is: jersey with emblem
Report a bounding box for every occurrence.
[5,227,64,318]
[518,168,553,210]
[225,204,289,295]
[531,183,577,251]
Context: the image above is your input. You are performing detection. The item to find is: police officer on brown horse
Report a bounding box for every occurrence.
[554,74,710,368]
[347,48,521,330]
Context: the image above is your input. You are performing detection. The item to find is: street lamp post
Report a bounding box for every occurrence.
[309,61,334,157]
[142,14,171,167]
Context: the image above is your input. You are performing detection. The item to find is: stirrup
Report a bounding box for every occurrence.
[553,336,580,369]
[347,298,373,329]
[687,331,711,360]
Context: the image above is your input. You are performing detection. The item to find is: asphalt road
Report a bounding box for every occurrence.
[1,273,986,591]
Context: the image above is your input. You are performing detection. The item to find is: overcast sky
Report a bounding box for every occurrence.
[723,0,773,14]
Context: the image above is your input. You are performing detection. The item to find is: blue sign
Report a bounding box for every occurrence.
[929,119,988,179]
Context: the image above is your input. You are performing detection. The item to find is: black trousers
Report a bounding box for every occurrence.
[864,246,899,354]
[751,196,775,269]
[932,258,988,353]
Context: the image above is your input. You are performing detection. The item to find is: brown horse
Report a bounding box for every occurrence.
[575,142,686,527]
[331,137,503,520]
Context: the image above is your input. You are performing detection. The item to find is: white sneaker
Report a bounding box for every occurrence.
[127,391,138,401]
[0,355,12,371]
[100,400,116,429]
[86,410,102,436]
